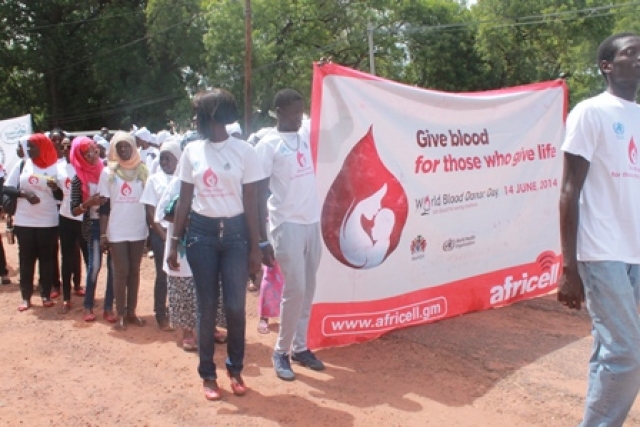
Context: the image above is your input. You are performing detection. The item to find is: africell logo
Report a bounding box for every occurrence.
[489,251,560,305]
[321,126,408,270]
[120,182,132,197]
[65,177,71,190]
[203,168,218,188]
[629,137,637,165]
[297,150,306,168]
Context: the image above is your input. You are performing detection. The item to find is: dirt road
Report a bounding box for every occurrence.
[0,242,638,426]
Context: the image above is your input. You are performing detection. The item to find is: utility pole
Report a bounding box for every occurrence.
[367,21,375,75]
[244,0,252,136]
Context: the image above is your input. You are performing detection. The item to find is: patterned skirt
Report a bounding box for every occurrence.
[167,276,227,330]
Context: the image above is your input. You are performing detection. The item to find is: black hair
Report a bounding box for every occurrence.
[273,88,304,110]
[192,89,239,139]
[596,32,639,81]
[50,127,65,138]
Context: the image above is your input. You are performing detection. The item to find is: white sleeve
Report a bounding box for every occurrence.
[561,101,599,162]
[176,145,194,184]
[139,175,158,207]
[5,160,23,187]
[242,145,266,184]
[254,140,274,178]
[155,177,180,223]
[98,170,110,198]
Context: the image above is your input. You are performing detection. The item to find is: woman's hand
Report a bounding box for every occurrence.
[167,247,180,271]
[100,235,110,252]
[24,191,40,205]
[86,193,102,207]
[46,179,59,191]
[260,243,275,267]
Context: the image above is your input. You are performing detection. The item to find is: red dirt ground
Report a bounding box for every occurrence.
[0,241,639,427]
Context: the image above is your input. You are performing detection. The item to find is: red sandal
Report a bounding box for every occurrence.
[203,380,222,401]
[227,372,247,396]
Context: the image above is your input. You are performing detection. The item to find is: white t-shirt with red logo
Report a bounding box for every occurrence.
[255,121,320,231]
[6,159,62,228]
[562,91,640,263]
[177,137,264,218]
[58,160,83,221]
[98,169,148,243]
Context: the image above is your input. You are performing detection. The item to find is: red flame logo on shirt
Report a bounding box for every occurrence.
[629,137,637,165]
[297,151,306,168]
[203,168,218,188]
[65,177,71,190]
[120,182,132,197]
[28,175,39,185]
[321,126,408,270]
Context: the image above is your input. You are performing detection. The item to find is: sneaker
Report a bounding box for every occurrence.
[272,352,295,381]
[148,250,154,259]
[291,349,325,371]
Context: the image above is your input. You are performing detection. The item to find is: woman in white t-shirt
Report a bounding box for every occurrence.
[4,134,63,311]
[57,138,89,313]
[99,131,149,331]
[140,137,181,330]
[167,89,262,400]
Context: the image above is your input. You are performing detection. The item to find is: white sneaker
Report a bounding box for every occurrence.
[148,250,154,259]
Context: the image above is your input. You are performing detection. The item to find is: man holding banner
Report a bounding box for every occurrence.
[256,89,325,381]
[559,32,640,427]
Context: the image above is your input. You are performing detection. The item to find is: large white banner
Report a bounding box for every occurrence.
[0,114,32,174]
[308,64,566,349]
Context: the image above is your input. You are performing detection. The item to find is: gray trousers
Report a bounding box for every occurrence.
[110,240,145,317]
[272,222,321,354]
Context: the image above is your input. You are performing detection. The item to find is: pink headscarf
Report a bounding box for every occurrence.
[70,136,103,200]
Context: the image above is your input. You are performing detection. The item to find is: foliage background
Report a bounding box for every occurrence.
[0,0,638,133]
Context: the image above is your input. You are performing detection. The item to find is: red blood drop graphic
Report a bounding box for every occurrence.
[65,177,71,190]
[629,137,637,165]
[321,126,408,270]
[203,168,218,187]
[28,175,38,185]
[121,182,132,197]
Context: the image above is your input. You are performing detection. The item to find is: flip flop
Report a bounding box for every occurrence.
[182,338,197,352]
[50,289,60,299]
[42,298,55,308]
[74,288,85,296]
[257,319,270,334]
[83,312,97,322]
[18,301,31,312]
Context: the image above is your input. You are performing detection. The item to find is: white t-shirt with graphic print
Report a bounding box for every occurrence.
[97,169,148,243]
[6,159,61,228]
[562,91,640,263]
[254,121,320,232]
[58,160,83,221]
[177,137,264,218]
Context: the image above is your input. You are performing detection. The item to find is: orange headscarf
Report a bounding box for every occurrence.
[108,131,148,183]
[29,134,58,169]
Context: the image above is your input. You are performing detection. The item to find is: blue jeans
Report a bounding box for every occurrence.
[186,212,248,380]
[83,220,114,311]
[578,261,640,427]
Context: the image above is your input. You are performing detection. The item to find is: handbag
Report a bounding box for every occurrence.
[1,160,25,216]
[258,261,285,318]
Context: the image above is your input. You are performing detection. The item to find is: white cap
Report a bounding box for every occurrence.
[134,127,153,143]
[226,122,243,138]
[155,130,171,146]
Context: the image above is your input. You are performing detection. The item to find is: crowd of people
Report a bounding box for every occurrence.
[0,87,323,402]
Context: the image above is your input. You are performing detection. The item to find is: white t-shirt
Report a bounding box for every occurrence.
[156,177,192,277]
[561,91,640,263]
[6,159,61,228]
[177,137,264,218]
[140,171,172,229]
[58,160,83,221]
[140,147,159,172]
[254,121,320,231]
[98,169,148,243]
